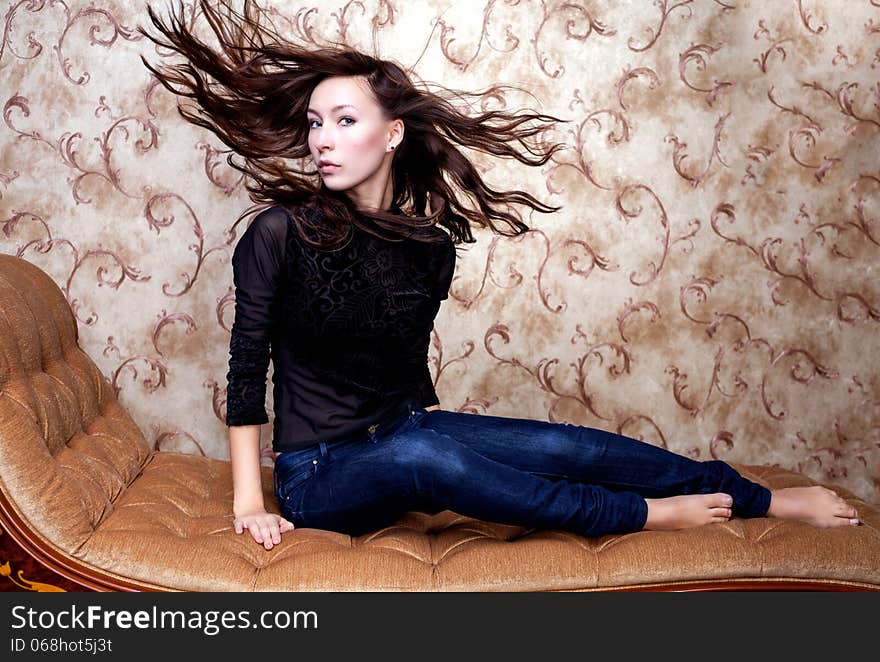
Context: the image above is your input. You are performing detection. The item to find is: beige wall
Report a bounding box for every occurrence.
[1,0,878,507]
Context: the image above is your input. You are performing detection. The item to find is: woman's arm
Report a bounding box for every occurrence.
[226,333,281,549]
[229,424,293,550]
[424,404,441,411]
[225,209,292,549]
[230,424,265,514]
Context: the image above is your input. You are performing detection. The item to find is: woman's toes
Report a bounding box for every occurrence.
[711,493,733,507]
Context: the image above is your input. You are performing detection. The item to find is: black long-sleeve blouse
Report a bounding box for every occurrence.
[224,204,456,452]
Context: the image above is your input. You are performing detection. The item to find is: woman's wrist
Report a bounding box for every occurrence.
[233,497,266,518]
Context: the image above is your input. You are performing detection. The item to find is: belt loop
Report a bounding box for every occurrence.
[319,441,328,457]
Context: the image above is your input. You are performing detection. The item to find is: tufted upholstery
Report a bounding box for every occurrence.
[1,253,878,591]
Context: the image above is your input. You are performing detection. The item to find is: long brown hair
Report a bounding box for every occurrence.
[138,0,568,249]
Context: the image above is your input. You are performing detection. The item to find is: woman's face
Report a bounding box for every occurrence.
[306,75,400,206]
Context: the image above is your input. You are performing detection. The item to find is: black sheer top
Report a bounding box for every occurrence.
[224,204,456,452]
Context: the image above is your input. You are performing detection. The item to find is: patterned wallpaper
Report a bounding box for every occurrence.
[1,0,878,508]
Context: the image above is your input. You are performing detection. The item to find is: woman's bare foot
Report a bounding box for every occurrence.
[767,486,860,527]
[643,493,733,531]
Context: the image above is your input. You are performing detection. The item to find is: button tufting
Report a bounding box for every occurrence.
[312,459,317,464]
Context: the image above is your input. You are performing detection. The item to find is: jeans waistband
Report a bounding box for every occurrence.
[279,399,422,462]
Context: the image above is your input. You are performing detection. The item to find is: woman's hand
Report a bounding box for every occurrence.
[233,510,294,550]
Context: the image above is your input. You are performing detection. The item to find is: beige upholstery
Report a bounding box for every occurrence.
[1,253,878,591]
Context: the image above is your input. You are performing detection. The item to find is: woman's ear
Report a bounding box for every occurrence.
[387,118,404,150]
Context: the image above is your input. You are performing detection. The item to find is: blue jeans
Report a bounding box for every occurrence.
[273,400,772,537]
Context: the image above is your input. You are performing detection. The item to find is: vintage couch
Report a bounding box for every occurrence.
[0,253,878,591]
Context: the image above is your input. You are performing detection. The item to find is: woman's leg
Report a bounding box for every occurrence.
[419,408,860,528]
[280,404,653,537]
[277,402,858,537]
[418,408,772,519]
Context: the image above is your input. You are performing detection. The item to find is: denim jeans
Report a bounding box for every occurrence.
[273,399,772,538]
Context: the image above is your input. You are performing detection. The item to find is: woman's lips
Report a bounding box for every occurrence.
[319,164,339,173]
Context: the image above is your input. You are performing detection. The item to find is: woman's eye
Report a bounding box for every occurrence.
[307,118,354,128]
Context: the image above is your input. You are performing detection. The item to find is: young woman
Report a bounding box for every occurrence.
[140,0,859,550]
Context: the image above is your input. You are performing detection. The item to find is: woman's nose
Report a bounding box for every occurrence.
[316,127,334,150]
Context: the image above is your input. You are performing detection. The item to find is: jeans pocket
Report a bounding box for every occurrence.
[274,454,319,510]
[408,403,430,429]
[382,402,428,442]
